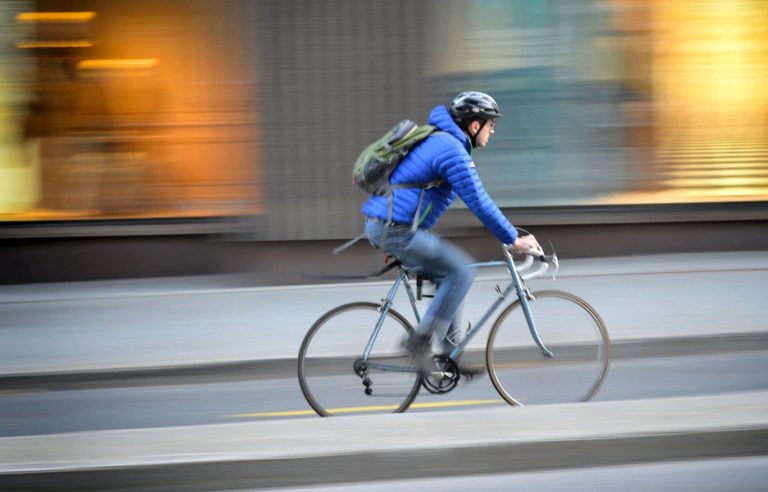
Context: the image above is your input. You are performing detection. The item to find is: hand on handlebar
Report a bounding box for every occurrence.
[511,234,541,255]
[505,233,559,277]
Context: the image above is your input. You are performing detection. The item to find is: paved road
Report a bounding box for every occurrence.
[2,350,766,437]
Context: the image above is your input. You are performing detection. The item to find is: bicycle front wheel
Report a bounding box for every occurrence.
[298,302,421,416]
[486,290,610,406]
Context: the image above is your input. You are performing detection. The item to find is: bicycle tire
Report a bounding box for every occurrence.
[486,290,610,406]
[298,302,422,416]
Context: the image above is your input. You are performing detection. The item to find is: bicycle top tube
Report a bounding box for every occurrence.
[399,256,547,280]
[467,260,506,269]
[400,259,505,278]
[393,243,556,283]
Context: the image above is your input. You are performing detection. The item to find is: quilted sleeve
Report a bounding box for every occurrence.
[433,141,518,245]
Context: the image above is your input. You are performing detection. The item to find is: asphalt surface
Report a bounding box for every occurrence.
[1,251,766,490]
[2,350,766,437]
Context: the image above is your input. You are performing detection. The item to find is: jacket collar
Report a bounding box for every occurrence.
[428,105,471,153]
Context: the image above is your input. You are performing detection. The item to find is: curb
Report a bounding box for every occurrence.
[2,332,766,391]
[1,391,766,491]
[3,430,765,492]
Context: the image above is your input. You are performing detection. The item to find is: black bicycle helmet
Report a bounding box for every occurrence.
[449,91,502,148]
[449,91,503,123]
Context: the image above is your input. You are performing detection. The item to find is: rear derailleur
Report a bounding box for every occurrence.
[354,359,373,395]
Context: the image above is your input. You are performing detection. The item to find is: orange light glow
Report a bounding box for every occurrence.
[15,41,94,49]
[654,0,768,134]
[16,12,97,23]
[77,59,159,70]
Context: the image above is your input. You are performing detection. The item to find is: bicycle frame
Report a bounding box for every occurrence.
[362,248,554,367]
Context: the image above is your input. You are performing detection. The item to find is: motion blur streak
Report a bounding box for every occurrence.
[0,0,765,242]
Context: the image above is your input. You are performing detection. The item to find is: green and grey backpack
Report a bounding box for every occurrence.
[335,120,443,255]
[352,119,437,196]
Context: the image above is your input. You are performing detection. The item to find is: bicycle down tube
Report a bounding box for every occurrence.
[448,267,512,360]
[445,253,552,360]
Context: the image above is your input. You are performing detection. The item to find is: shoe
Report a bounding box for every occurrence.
[404,333,432,374]
[405,332,431,356]
[454,358,484,381]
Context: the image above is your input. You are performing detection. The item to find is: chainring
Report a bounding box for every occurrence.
[421,355,460,394]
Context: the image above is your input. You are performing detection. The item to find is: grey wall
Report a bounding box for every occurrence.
[256,0,439,240]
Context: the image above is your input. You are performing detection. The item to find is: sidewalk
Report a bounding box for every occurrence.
[3,250,767,303]
[1,251,767,378]
[2,391,766,490]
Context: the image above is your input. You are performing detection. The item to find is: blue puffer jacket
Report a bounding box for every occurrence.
[362,105,518,245]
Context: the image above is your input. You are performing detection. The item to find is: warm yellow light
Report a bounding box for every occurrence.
[669,169,768,178]
[663,177,768,188]
[16,12,97,23]
[15,41,94,49]
[77,59,159,70]
[655,0,768,106]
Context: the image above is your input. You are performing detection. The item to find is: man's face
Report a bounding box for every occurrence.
[470,119,495,148]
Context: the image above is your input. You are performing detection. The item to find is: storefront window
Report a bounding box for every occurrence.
[0,1,262,222]
[430,0,768,207]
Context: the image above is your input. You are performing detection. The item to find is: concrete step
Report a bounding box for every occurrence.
[2,331,766,391]
[2,391,766,491]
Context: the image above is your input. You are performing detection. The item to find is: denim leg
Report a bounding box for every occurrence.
[365,219,475,350]
[442,300,466,353]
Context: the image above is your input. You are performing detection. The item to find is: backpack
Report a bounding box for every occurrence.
[352,119,437,196]
[334,120,443,255]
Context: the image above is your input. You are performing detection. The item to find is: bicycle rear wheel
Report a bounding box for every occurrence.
[486,290,610,406]
[298,302,421,416]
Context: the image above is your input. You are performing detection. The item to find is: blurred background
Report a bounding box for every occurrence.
[1,3,767,490]
[0,0,766,282]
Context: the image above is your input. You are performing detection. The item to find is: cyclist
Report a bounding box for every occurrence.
[363,91,539,373]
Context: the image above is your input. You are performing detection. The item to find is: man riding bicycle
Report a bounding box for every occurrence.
[363,91,539,373]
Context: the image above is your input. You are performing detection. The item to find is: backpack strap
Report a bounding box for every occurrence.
[334,131,448,255]
[331,232,368,255]
[392,179,443,231]
[381,128,449,229]
[332,178,444,255]
[377,178,443,248]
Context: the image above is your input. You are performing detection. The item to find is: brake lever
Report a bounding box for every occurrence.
[543,239,559,280]
[505,241,559,280]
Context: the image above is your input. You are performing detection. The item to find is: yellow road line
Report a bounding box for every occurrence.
[231,399,502,418]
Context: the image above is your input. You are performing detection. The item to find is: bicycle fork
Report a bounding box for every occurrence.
[510,263,554,359]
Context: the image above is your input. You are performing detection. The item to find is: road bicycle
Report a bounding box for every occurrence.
[298,242,610,416]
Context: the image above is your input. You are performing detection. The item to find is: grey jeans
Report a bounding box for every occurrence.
[365,218,475,354]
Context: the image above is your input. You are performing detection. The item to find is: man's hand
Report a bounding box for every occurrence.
[512,234,540,254]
